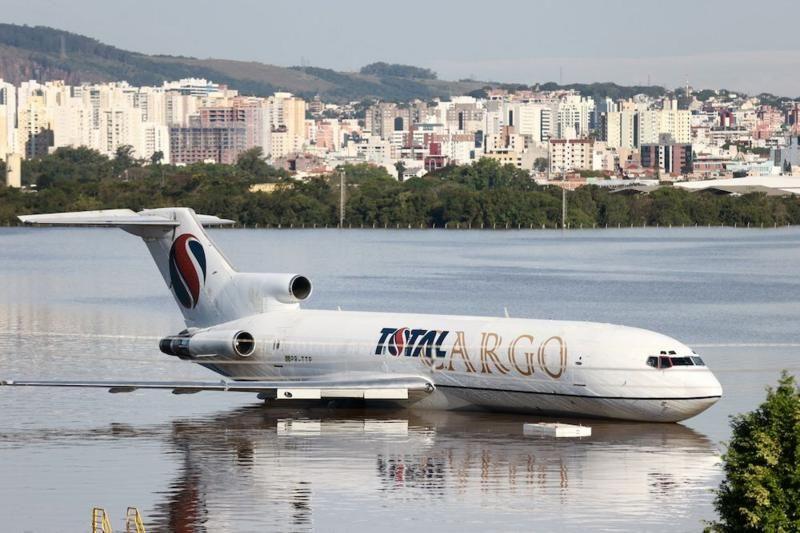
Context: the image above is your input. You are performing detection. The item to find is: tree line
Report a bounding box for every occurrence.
[1,146,799,228]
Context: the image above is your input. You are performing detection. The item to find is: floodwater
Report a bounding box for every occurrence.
[0,227,798,532]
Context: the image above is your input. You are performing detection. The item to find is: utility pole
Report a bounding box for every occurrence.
[561,185,567,230]
[339,169,345,228]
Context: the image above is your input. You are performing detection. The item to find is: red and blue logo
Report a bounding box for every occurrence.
[169,233,206,309]
[375,327,449,358]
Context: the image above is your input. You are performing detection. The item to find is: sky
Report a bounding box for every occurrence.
[4,0,800,96]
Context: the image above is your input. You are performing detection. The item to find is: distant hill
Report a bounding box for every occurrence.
[0,23,669,102]
[0,24,486,101]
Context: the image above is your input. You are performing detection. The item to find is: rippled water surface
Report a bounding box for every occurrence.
[1,227,799,532]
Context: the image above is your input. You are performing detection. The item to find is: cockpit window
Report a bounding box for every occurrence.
[647,354,707,368]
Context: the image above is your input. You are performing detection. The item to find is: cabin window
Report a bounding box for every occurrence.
[646,356,658,368]
[659,356,672,369]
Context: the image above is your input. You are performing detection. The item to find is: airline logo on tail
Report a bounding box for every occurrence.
[169,234,206,309]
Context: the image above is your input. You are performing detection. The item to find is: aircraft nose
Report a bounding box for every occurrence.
[705,369,723,399]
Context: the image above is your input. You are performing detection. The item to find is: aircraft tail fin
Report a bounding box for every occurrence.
[19,208,238,327]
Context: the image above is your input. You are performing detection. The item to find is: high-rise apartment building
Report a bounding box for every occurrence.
[557,95,595,139]
[366,102,410,139]
[17,93,53,158]
[170,109,248,165]
[4,152,21,187]
[603,110,637,149]
[0,110,8,162]
[640,143,693,175]
[445,101,484,134]
[508,102,550,144]
[549,139,594,171]
[637,100,691,145]
[271,93,306,156]
[100,107,144,157]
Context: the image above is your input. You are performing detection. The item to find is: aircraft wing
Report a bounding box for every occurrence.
[0,376,435,400]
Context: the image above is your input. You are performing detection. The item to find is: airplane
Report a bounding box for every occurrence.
[0,207,723,422]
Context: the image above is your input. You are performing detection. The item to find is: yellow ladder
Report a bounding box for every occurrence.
[125,507,146,533]
[92,508,113,533]
[91,507,146,533]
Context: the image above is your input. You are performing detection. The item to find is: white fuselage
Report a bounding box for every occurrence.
[193,309,722,422]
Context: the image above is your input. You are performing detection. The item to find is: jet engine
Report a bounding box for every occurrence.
[255,273,313,304]
[159,329,256,359]
[233,272,312,313]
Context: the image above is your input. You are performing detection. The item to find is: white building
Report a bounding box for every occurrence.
[604,110,637,149]
[557,95,595,139]
[509,102,550,144]
[355,135,392,164]
[638,101,691,145]
[549,139,594,172]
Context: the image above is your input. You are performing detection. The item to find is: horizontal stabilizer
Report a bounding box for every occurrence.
[18,209,234,228]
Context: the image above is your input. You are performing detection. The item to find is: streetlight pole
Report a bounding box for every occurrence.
[339,169,345,228]
[557,164,566,230]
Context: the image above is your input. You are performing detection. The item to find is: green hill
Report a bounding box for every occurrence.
[0,23,670,103]
[0,24,485,101]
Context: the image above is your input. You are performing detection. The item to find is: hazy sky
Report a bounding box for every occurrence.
[4,0,800,95]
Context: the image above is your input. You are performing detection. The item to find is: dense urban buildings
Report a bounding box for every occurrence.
[2,76,799,189]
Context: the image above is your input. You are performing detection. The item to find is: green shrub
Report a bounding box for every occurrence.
[707,372,800,532]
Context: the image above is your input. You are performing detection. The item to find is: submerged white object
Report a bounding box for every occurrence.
[3,207,724,422]
[523,423,592,438]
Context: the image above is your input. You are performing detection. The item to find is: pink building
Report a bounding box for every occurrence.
[788,104,800,134]
[754,105,784,139]
[315,120,340,152]
[718,109,736,128]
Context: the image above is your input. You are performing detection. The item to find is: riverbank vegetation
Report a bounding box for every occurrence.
[706,372,800,532]
[1,147,799,228]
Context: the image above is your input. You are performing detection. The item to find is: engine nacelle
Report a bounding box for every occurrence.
[159,329,256,359]
[236,273,313,305]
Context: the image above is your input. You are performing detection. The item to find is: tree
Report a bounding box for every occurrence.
[24,146,112,188]
[359,62,437,80]
[150,150,164,166]
[236,147,288,182]
[394,161,406,181]
[707,372,800,532]
[113,145,139,175]
[534,157,549,173]
[236,147,268,176]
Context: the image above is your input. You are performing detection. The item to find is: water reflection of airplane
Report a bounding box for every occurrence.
[148,407,720,532]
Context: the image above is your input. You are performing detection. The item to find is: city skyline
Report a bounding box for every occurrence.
[3,0,800,96]
[2,76,799,189]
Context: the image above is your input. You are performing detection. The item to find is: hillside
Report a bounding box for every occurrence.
[0,24,488,101]
[0,23,669,102]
